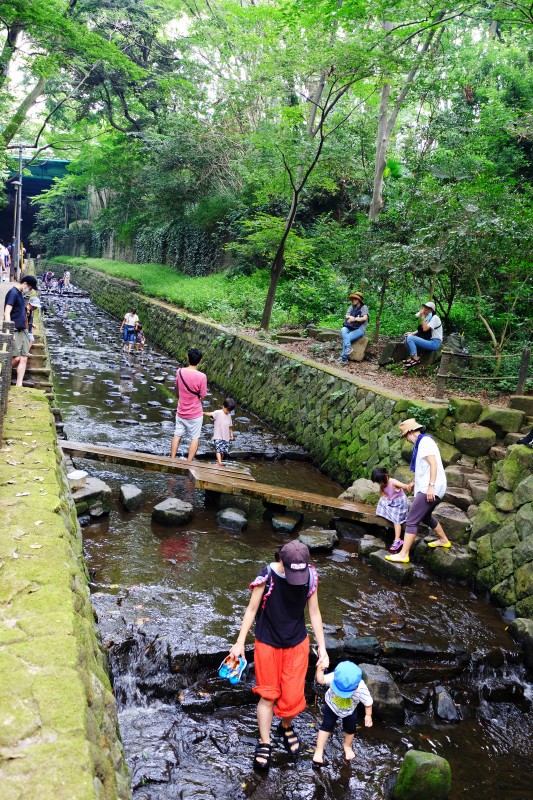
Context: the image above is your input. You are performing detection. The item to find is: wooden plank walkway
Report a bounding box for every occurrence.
[60,440,255,481]
[60,440,385,526]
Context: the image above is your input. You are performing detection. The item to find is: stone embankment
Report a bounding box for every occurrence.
[55,264,533,636]
[0,389,130,800]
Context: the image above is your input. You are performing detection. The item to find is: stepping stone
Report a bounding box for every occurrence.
[369,549,414,585]
[359,535,387,557]
[433,685,459,722]
[272,511,303,533]
[216,507,248,532]
[298,526,338,551]
[152,498,194,526]
[442,487,473,512]
[120,484,144,512]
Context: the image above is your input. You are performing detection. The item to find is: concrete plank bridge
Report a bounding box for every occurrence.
[60,440,386,526]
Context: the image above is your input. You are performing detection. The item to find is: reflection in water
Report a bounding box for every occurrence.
[44,296,533,800]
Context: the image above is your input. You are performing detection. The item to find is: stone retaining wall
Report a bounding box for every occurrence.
[0,389,130,800]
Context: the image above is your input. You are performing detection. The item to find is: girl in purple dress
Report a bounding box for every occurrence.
[371,467,412,552]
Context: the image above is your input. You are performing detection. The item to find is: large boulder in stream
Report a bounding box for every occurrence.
[392,749,452,800]
[369,549,414,585]
[152,498,194,526]
[272,511,303,533]
[120,484,144,512]
[360,663,405,723]
[216,507,248,531]
[299,526,338,550]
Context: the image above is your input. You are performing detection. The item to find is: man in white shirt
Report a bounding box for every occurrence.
[386,418,451,563]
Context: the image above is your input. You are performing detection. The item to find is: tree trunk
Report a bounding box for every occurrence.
[374,275,388,343]
[260,191,299,330]
[368,22,443,221]
[368,83,391,221]
[1,75,46,148]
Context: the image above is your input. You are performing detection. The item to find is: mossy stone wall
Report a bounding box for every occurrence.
[470,445,533,620]
[0,389,130,800]
[66,265,456,484]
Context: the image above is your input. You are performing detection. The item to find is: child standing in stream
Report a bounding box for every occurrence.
[313,660,373,767]
[371,467,411,553]
[204,397,235,466]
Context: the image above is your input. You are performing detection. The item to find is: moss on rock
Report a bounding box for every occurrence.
[392,749,451,800]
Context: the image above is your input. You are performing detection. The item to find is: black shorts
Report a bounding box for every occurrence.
[319,703,358,734]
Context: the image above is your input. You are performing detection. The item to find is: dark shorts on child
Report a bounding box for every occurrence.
[320,703,358,734]
[213,438,230,454]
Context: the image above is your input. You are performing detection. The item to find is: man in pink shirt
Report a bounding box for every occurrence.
[170,348,208,463]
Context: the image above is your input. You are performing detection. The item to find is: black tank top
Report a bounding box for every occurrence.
[254,566,310,649]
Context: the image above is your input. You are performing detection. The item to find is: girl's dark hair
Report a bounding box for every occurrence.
[274,550,281,562]
[223,397,236,411]
[371,467,389,484]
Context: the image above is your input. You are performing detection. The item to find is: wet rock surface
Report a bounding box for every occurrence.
[298,526,338,550]
[152,498,194,526]
[216,507,248,531]
[120,483,144,511]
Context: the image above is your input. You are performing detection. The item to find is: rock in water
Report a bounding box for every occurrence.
[360,663,405,723]
[216,507,248,531]
[299,526,338,550]
[120,484,144,512]
[392,749,451,800]
[433,686,459,722]
[271,511,303,533]
[359,535,387,557]
[369,549,414,585]
[152,498,194,526]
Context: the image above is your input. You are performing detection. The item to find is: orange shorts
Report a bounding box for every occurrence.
[252,637,310,719]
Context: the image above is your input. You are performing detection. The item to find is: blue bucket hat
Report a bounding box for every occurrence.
[332,661,362,698]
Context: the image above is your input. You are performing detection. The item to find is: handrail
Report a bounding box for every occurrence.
[0,321,15,439]
[435,347,531,399]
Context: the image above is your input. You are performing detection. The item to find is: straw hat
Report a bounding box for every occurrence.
[348,291,364,302]
[422,301,436,312]
[399,418,425,438]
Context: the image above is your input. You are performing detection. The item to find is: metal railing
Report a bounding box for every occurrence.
[435,346,531,399]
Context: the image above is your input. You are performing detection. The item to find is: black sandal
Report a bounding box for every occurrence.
[404,357,420,369]
[253,742,272,770]
[277,721,300,755]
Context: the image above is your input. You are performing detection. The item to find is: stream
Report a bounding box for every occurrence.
[43,295,533,800]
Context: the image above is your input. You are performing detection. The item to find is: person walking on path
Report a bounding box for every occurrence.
[120,307,139,353]
[403,301,443,368]
[313,660,373,767]
[4,274,38,386]
[170,348,207,463]
[204,396,235,466]
[386,418,451,563]
[229,540,329,771]
[339,291,369,363]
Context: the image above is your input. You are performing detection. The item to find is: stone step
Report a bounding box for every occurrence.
[443,487,473,512]
[505,432,525,446]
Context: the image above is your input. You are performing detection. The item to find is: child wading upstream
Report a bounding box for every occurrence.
[371,467,411,552]
[313,661,373,767]
[204,397,235,466]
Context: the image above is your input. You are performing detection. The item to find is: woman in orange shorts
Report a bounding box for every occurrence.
[229,540,329,770]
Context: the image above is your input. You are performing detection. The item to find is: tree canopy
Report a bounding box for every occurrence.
[6,0,532,346]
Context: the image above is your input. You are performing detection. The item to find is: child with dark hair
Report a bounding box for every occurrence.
[205,397,235,467]
[135,324,145,352]
[371,467,411,553]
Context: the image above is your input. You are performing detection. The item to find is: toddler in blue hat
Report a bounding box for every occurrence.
[313,660,373,766]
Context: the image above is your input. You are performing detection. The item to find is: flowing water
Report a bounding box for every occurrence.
[43,295,533,800]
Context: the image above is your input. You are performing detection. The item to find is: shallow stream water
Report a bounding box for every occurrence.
[44,296,533,800]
